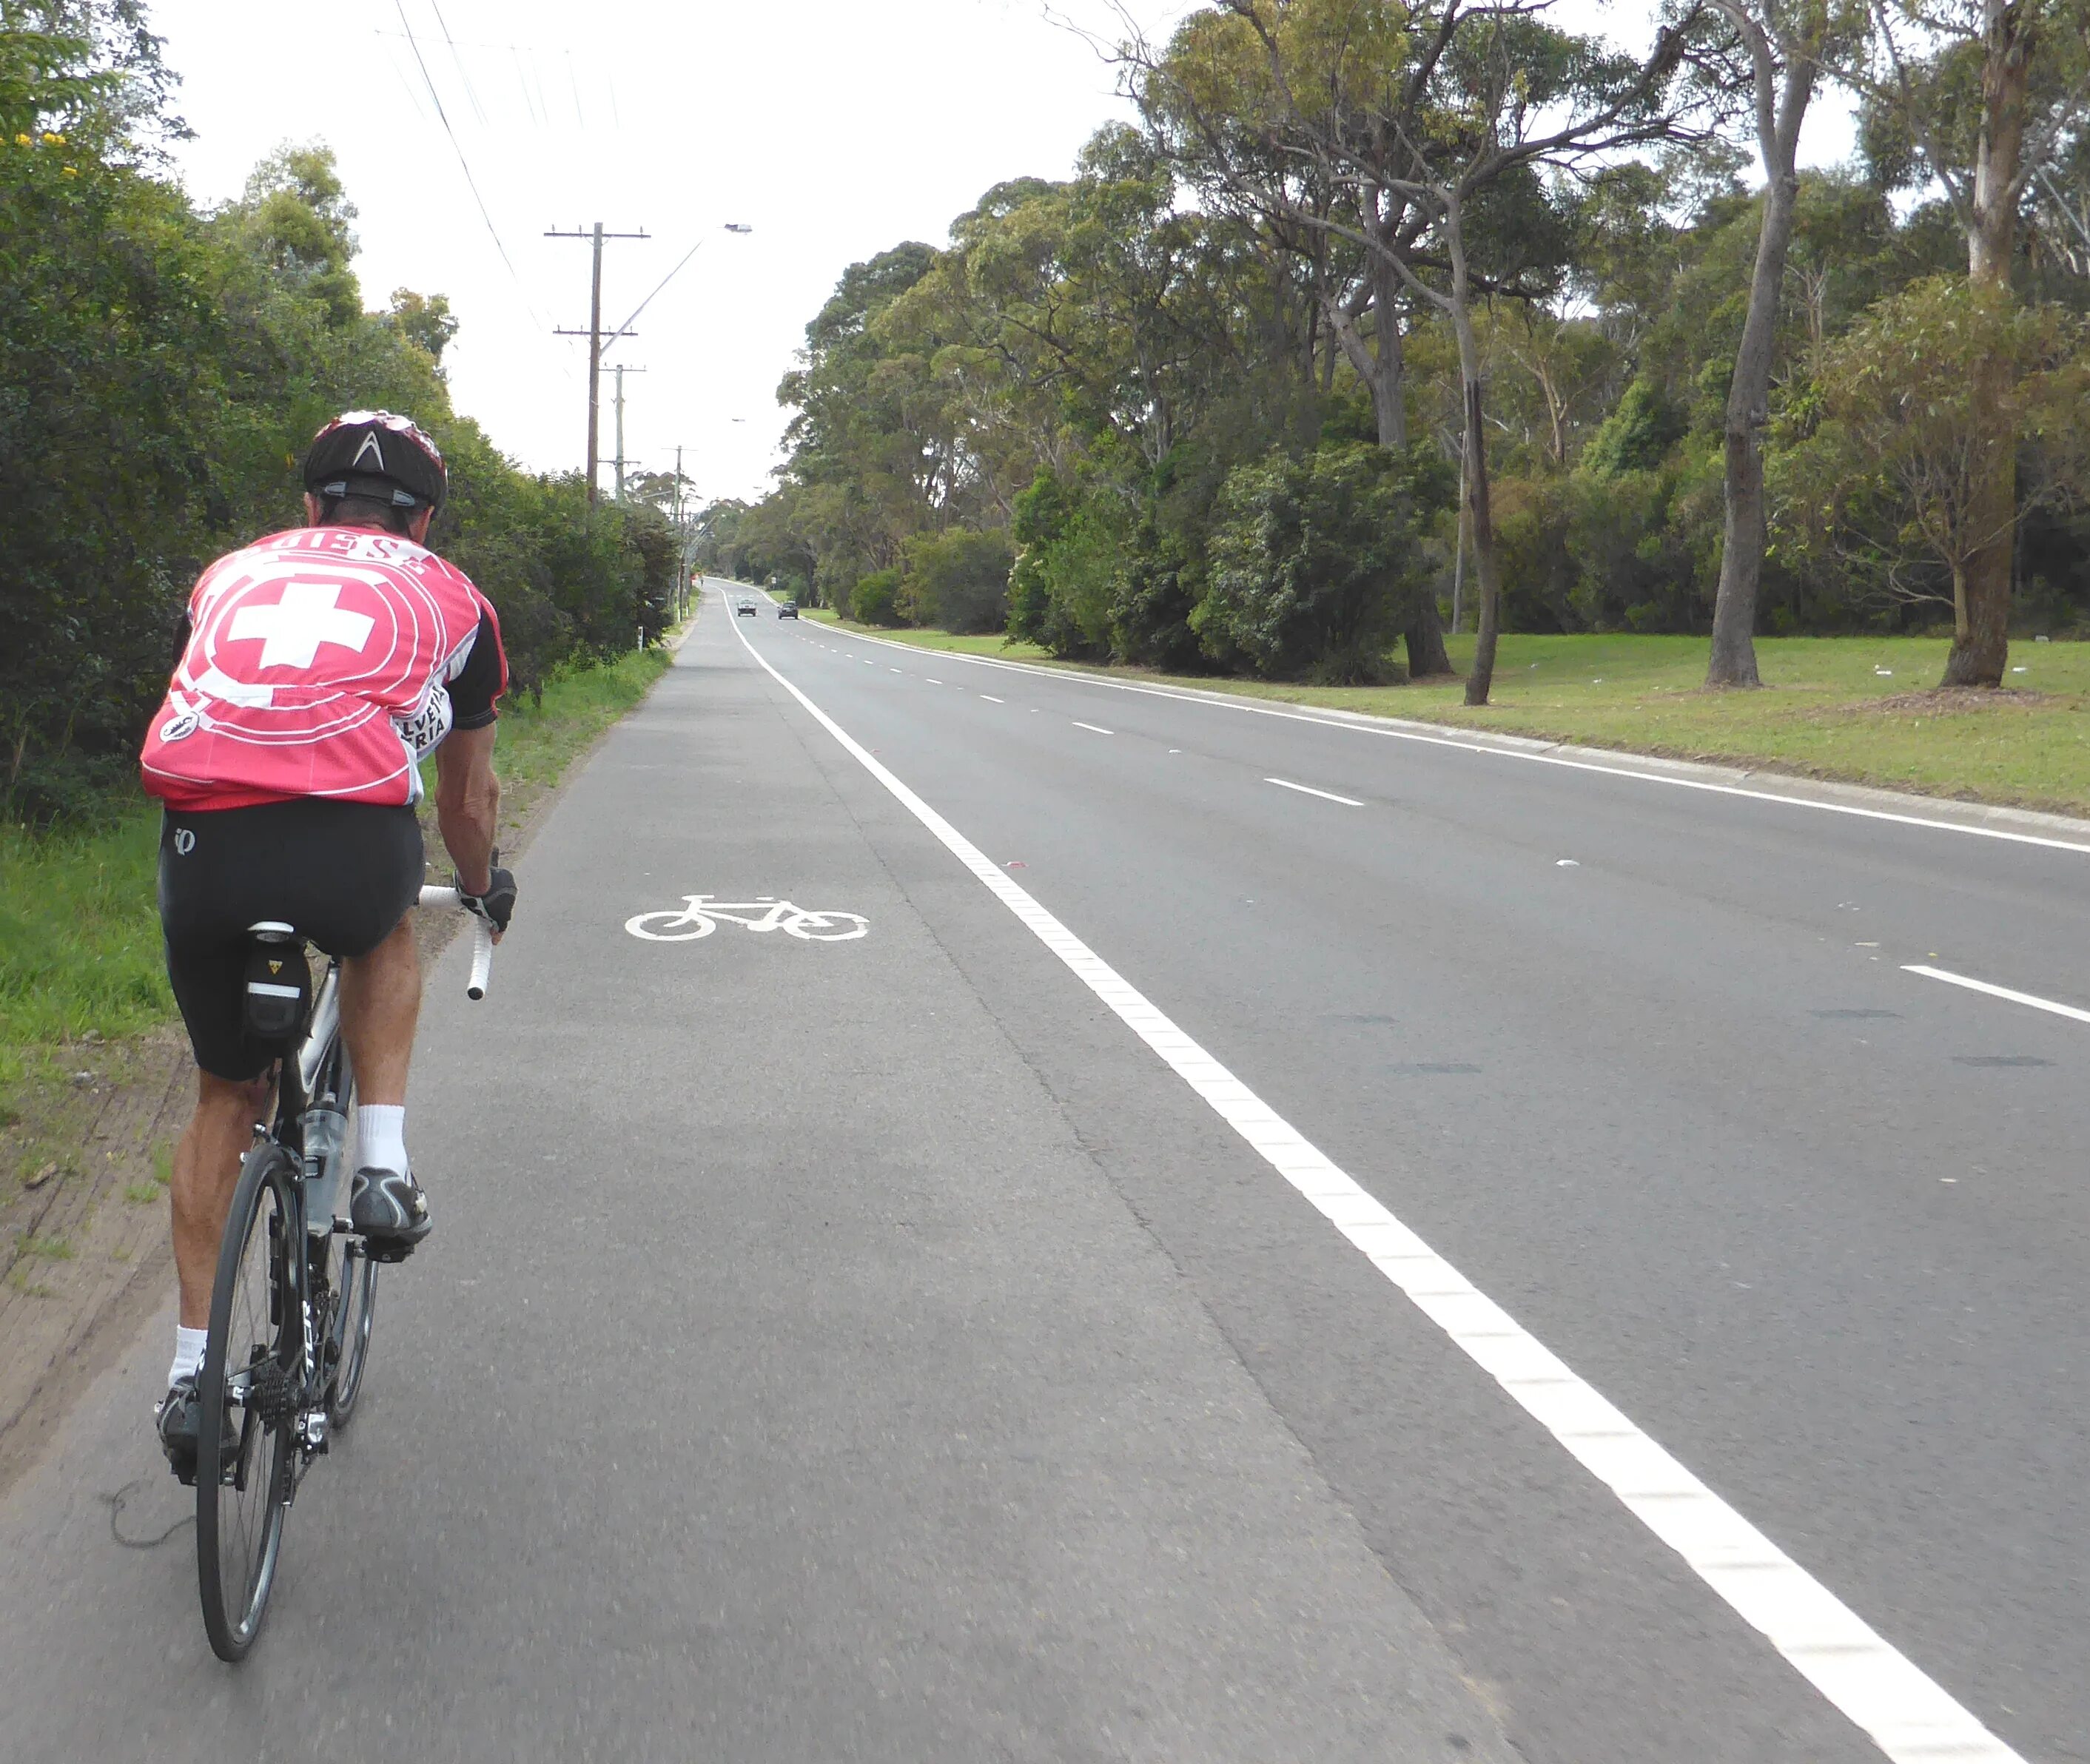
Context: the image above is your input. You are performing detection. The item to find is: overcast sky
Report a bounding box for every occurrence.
[149,1,1853,506]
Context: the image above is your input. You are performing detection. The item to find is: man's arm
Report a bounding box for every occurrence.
[434,724,500,898]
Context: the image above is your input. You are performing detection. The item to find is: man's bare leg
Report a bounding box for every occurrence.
[171,1071,272,1329]
[340,913,419,1108]
[339,913,430,1247]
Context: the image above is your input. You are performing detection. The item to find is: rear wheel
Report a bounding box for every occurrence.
[196,1144,298,1663]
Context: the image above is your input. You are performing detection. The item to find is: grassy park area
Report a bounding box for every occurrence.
[804,612,2090,818]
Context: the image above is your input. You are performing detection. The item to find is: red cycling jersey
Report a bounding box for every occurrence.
[140,526,507,812]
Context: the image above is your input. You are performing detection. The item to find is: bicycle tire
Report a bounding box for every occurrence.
[326,1240,377,1428]
[783,911,869,942]
[625,909,716,941]
[196,1142,298,1663]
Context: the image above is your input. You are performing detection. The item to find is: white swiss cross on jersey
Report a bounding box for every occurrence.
[141,527,497,812]
[226,582,377,670]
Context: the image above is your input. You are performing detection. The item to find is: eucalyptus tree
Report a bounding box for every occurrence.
[1700,0,1864,687]
[1128,1,1463,674]
[1161,0,1705,701]
[1862,0,2090,683]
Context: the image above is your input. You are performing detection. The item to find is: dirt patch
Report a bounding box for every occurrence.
[1862,687,2055,714]
[0,1031,191,1493]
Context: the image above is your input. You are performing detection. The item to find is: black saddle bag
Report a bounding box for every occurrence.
[241,924,311,1044]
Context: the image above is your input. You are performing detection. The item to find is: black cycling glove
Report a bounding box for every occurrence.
[457,848,517,934]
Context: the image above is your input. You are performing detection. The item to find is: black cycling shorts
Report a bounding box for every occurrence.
[158,799,424,1080]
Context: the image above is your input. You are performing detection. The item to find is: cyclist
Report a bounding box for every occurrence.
[138,410,517,1480]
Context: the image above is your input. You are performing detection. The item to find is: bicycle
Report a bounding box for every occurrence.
[192,886,494,1662]
[624,895,868,942]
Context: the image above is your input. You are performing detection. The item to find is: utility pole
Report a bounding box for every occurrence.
[611,363,646,501]
[672,443,686,622]
[546,221,648,504]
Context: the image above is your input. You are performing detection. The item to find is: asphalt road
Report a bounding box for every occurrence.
[2,585,2083,1762]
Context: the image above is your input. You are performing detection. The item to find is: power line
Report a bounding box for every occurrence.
[391,0,536,315]
[427,0,488,127]
[601,226,748,363]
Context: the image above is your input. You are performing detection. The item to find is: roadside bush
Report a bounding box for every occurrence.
[850,568,902,625]
[899,528,1013,633]
[1196,444,1425,683]
[1008,474,1120,658]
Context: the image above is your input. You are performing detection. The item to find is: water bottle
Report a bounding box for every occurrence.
[302,1097,349,1234]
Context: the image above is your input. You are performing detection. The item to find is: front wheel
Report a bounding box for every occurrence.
[783,910,868,942]
[196,1143,299,1662]
[325,1239,376,1428]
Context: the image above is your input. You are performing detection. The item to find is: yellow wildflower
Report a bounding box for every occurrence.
[13,134,30,148]
[43,132,66,145]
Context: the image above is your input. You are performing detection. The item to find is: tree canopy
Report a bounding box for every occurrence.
[705,0,2089,690]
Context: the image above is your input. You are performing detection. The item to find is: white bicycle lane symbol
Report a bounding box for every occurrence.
[624,895,869,943]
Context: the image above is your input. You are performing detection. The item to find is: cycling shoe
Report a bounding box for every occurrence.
[349,1165,431,1261]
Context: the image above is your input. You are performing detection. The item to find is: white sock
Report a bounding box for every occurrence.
[358,1104,410,1177]
[169,1324,207,1392]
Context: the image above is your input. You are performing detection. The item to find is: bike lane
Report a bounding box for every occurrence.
[0,606,1516,1762]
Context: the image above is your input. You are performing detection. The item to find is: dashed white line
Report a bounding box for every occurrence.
[1903,965,2090,1025]
[927,677,944,685]
[1072,721,1114,735]
[980,695,1004,704]
[720,596,2024,1764]
[807,620,2090,859]
[1266,777,1365,807]
[889,667,901,673]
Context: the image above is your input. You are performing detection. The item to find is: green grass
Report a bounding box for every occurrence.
[808,611,2090,816]
[0,813,170,1100]
[1,641,676,1109]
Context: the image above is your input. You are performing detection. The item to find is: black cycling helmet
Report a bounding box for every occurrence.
[302,409,447,515]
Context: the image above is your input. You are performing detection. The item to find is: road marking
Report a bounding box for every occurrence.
[1072,721,1113,735]
[625,895,869,943]
[1903,965,2090,1025]
[721,599,2024,1764]
[807,620,2090,859]
[1266,777,1364,807]
[889,667,901,673]
[980,695,1004,704]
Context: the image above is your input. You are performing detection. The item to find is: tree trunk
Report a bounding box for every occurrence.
[1944,0,2032,688]
[1442,211,1502,707]
[1459,373,1502,705]
[1360,250,1451,676]
[1706,50,1815,689]
[1370,247,1408,451]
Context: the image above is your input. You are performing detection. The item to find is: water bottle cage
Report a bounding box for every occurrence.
[241,926,311,1045]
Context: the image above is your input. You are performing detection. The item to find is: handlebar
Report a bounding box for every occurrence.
[417,886,495,1000]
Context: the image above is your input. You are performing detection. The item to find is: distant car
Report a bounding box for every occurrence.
[736,598,759,616]
[776,601,799,619]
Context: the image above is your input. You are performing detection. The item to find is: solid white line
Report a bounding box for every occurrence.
[1267,777,1365,807]
[813,622,2090,859]
[722,593,2020,1764]
[980,695,1004,704]
[1072,721,1114,735]
[1903,964,2090,1024]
